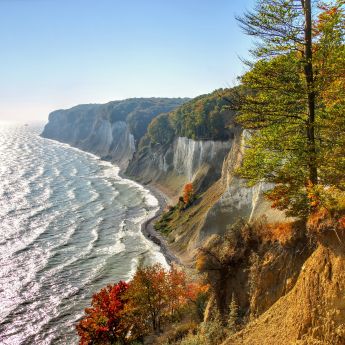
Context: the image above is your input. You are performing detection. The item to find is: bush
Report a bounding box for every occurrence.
[76,281,129,345]
[158,322,198,344]
[183,183,195,207]
[174,318,228,345]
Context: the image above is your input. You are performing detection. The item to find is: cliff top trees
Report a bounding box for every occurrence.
[235,0,345,217]
[169,89,235,141]
[147,113,175,145]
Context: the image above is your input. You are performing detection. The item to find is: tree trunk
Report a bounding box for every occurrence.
[302,0,318,185]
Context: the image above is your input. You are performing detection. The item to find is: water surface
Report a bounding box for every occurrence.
[0,123,166,344]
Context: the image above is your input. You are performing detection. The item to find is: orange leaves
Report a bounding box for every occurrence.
[77,264,207,343]
[265,184,293,211]
[339,217,345,229]
[306,185,345,238]
[265,222,295,245]
[185,282,209,302]
[183,183,194,206]
[306,180,321,209]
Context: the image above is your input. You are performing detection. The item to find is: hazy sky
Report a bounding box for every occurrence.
[0,0,255,122]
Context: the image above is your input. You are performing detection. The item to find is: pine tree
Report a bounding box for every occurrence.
[227,293,239,333]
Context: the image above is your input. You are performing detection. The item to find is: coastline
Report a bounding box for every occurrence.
[140,183,181,265]
[63,146,181,267]
[41,134,180,268]
[117,170,181,266]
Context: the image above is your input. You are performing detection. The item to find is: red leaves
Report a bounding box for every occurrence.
[185,282,209,302]
[77,265,208,343]
[76,281,129,345]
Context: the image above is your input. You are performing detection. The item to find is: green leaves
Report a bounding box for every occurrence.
[237,0,305,59]
[147,113,175,145]
[169,89,235,141]
[236,1,345,217]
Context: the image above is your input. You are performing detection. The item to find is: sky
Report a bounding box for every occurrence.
[0,0,255,122]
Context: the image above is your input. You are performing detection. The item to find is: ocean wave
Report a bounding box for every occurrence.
[0,125,168,345]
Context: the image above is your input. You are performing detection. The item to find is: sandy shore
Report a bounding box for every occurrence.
[140,183,181,265]
[118,169,180,266]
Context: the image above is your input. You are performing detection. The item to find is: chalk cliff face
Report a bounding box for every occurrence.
[126,136,232,198]
[173,137,231,181]
[41,98,188,169]
[160,130,288,262]
[197,131,287,244]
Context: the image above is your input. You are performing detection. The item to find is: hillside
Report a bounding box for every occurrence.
[223,222,345,345]
[41,97,188,168]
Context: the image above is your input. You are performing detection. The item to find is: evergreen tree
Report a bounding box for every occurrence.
[227,293,239,333]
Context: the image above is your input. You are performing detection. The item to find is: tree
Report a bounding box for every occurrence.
[123,264,208,339]
[183,183,195,206]
[76,281,129,345]
[314,2,345,188]
[227,293,239,333]
[147,113,175,145]
[169,89,234,141]
[124,265,168,337]
[77,265,209,344]
[196,221,248,317]
[234,0,345,217]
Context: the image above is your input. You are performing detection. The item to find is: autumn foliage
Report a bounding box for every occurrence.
[76,264,208,344]
[183,183,194,206]
[76,281,129,345]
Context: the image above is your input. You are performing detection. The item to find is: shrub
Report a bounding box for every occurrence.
[307,185,345,238]
[251,221,296,245]
[158,322,198,344]
[76,281,129,345]
[183,183,195,206]
[176,317,228,345]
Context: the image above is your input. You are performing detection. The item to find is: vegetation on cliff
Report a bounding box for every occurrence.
[154,183,196,234]
[146,89,235,144]
[233,0,345,218]
[42,98,188,146]
[105,98,188,142]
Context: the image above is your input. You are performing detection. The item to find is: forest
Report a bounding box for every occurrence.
[147,89,236,145]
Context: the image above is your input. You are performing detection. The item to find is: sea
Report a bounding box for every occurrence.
[0,123,167,345]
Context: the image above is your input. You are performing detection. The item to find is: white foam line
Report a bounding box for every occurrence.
[41,138,169,272]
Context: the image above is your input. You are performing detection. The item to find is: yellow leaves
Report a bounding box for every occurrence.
[196,253,207,272]
[307,184,345,213]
